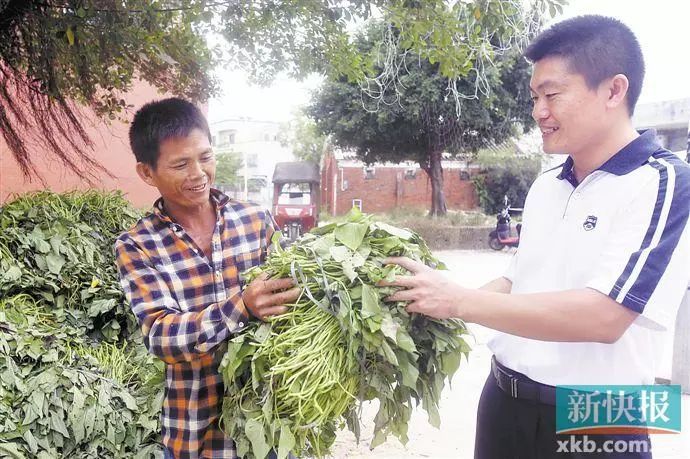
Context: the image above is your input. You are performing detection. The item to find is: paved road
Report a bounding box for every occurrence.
[330,250,690,458]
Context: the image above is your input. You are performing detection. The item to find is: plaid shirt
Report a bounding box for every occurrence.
[115,189,274,458]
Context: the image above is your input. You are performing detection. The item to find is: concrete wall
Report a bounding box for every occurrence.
[633,98,690,130]
[633,98,690,157]
[0,81,180,208]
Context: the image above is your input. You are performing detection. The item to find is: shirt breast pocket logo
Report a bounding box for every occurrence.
[583,215,598,231]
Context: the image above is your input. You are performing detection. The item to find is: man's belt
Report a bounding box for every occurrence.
[491,356,557,405]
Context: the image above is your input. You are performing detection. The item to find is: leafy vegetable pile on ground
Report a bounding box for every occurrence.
[0,191,164,458]
[220,209,471,459]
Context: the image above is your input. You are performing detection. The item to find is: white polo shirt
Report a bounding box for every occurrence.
[489,130,690,386]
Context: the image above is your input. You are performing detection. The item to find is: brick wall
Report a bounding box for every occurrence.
[323,162,478,216]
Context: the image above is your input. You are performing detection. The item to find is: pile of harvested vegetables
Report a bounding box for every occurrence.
[220,209,471,459]
[0,191,164,458]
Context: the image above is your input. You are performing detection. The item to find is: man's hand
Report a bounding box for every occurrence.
[382,257,465,320]
[243,273,300,321]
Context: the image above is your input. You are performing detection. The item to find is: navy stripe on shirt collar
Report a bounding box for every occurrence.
[557,129,663,182]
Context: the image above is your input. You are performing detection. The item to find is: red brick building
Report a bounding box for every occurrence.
[321,152,479,216]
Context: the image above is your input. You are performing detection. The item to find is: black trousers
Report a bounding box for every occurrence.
[474,370,653,459]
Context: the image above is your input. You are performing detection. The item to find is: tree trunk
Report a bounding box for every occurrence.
[420,150,447,217]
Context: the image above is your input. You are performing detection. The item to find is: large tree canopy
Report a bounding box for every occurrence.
[1,0,563,181]
[309,23,536,216]
[0,0,215,182]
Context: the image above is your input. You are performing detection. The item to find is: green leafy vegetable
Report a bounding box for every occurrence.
[0,191,164,457]
[220,208,471,458]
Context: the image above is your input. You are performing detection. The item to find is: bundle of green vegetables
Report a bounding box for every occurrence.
[0,190,142,341]
[0,191,164,457]
[0,294,164,458]
[220,209,471,459]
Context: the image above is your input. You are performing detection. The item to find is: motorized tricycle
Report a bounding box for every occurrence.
[272,161,320,242]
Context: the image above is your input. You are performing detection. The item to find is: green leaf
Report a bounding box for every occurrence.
[221,340,255,383]
[21,431,38,455]
[370,429,388,449]
[334,223,368,251]
[372,222,413,240]
[68,388,87,444]
[397,352,419,390]
[50,410,70,438]
[116,390,138,411]
[379,340,398,365]
[329,245,351,262]
[395,328,417,354]
[422,389,441,429]
[4,266,22,282]
[380,314,399,343]
[87,299,117,317]
[277,423,296,459]
[360,284,381,319]
[342,258,357,282]
[0,442,27,459]
[245,418,271,459]
[440,350,462,377]
[45,252,65,274]
[254,323,272,343]
[350,250,366,268]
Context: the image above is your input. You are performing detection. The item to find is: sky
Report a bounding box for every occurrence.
[208,0,690,124]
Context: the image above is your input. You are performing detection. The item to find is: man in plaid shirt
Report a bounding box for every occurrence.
[115,98,299,458]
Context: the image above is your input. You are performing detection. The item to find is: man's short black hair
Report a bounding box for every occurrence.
[524,15,645,115]
[129,97,211,168]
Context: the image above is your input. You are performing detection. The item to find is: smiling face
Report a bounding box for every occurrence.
[136,128,215,210]
[530,56,611,156]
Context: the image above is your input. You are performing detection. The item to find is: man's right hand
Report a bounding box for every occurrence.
[242,272,300,321]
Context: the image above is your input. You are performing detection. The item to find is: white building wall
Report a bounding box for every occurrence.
[210,118,295,208]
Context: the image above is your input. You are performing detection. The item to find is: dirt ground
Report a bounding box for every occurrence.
[330,250,690,459]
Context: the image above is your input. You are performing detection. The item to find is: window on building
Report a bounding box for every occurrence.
[404,167,417,179]
[364,166,375,179]
[218,129,236,146]
[352,199,363,211]
[247,153,258,167]
[459,170,471,181]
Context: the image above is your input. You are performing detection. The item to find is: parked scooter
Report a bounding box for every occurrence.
[488,196,522,250]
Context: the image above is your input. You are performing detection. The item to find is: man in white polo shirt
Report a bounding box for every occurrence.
[384,15,690,458]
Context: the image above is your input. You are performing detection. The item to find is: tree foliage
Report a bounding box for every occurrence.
[214,149,243,188]
[309,22,536,215]
[221,0,564,87]
[285,112,328,164]
[0,0,216,182]
[473,156,542,214]
[1,0,564,182]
